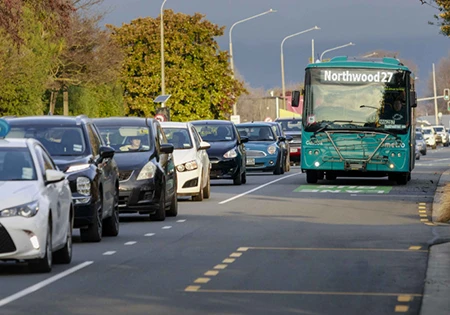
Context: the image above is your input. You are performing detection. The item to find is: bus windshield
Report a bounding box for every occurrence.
[303,68,409,133]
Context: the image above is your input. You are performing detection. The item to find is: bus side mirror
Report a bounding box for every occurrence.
[291,90,301,107]
[410,91,417,108]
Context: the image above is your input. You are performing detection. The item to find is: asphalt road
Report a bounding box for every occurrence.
[2,147,450,315]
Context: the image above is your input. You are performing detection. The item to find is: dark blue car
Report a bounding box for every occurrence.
[236,122,286,175]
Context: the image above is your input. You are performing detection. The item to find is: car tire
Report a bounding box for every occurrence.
[306,170,318,184]
[80,192,103,243]
[233,169,242,185]
[150,185,166,221]
[203,174,211,199]
[29,223,52,273]
[103,187,120,237]
[167,189,178,217]
[192,179,204,201]
[273,154,282,175]
[286,155,290,172]
[241,171,247,184]
[54,212,73,264]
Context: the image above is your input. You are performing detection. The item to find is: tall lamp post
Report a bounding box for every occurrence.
[229,8,276,116]
[160,0,168,107]
[320,42,355,62]
[281,26,320,109]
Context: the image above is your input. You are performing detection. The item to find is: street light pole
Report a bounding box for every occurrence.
[160,0,168,107]
[281,26,320,109]
[433,63,439,125]
[320,42,355,62]
[229,8,276,116]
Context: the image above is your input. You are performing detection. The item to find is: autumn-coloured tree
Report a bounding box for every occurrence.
[108,10,246,121]
[422,0,450,36]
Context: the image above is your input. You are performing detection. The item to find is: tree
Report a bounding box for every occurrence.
[108,10,246,121]
[421,0,450,36]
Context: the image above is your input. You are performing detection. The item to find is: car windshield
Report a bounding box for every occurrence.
[422,129,432,135]
[434,127,444,132]
[416,133,424,140]
[0,148,36,181]
[277,120,302,132]
[97,126,151,152]
[7,126,86,156]
[193,124,235,142]
[163,127,193,149]
[237,126,275,141]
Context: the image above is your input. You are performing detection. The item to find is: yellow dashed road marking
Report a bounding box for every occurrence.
[395,305,409,312]
[420,219,429,222]
[214,264,228,270]
[204,270,219,276]
[223,258,235,264]
[397,295,413,302]
[194,278,210,284]
[185,286,201,292]
[408,246,422,250]
[230,252,243,258]
[419,210,427,213]
[237,247,249,252]
[420,214,428,217]
[247,247,427,252]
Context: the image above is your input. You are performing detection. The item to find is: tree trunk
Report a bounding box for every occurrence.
[49,90,57,115]
[63,86,69,116]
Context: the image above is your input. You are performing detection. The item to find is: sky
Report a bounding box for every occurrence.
[98,0,450,97]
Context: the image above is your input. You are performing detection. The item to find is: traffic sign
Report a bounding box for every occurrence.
[230,115,240,124]
[155,114,165,122]
[264,117,273,122]
[155,107,170,122]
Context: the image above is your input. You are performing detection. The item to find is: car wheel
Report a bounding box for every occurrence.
[273,154,282,175]
[192,178,204,201]
[29,223,52,273]
[103,186,120,237]
[306,170,318,184]
[286,155,290,172]
[241,171,247,184]
[54,211,73,264]
[167,189,178,217]
[150,185,166,221]
[203,174,211,199]
[80,191,103,242]
[233,169,242,185]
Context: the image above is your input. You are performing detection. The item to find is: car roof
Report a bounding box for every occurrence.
[93,117,154,127]
[6,115,91,126]
[160,122,189,128]
[275,118,302,121]
[0,138,34,148]
[236,122,273,127]
[191,120,233,125]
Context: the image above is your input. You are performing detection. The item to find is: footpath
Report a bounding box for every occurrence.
[420,170,450,315]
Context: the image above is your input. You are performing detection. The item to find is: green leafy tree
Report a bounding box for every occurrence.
[421,0,450,35]
[108,10,246,121]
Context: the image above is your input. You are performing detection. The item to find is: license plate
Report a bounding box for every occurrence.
[246,158,255,165]
[290,148,298,153]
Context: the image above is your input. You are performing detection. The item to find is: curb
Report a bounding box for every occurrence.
[421,169,450,315]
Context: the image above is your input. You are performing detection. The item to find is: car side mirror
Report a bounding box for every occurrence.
[285,135,293,141]
[160,143,174,154]
[291,90,301,107]
[240,136,249,144]
[45,169,65,184]
[99,145,115,160]
[278,136,286,142]
[198,141,210,150]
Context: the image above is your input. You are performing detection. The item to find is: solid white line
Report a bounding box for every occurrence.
[102,251,116,256]
[162,226,172,229]
[145,233,155,237]
[219,173,301,205]
[0,261,93,308]
[124,241,137,245]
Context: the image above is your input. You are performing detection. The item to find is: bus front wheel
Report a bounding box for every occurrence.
[306,170,318,184]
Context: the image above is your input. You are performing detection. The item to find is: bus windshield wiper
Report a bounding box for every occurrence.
[314,120,354,135]
[360,105,380,110]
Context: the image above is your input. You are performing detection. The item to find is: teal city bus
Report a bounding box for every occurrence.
[292,56,417,185]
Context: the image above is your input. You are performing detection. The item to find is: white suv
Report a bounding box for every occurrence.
[432,125,449,147]
[421,126,437,149]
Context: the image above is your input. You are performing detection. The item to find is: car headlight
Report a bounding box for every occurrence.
[137,162,156,180]
[223,149,237,158]
[0,200,39,218]
[77,176,91,196]
[66,164,90,173]
[176,160,198,172]
[267,145,277,155]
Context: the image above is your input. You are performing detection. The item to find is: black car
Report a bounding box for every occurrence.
[266,121,292,172]
[93,117,177,221]
[275,117,302,165]
[6,115,120,242]
[191,120,247,185]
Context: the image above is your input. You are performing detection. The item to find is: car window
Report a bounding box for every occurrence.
[237,126,275,141]
[415,133,424,140]
[0,148,37,181]
[7,126,86,156]
[163,127,193,150]
[277,119,302,132]
[86,124,101,156]
[191,126,202,147]
[35,145,56,174]
[193,124,235,142]
[97,125,151,153]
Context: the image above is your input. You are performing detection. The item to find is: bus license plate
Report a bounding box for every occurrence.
[247,158,255,166]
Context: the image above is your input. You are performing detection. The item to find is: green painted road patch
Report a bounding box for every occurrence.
[294,185,393,194]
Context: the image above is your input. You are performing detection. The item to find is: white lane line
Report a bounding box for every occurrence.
[177,220,186,223]
[103,251,116,256]
[145,233,155,237]
[0,261,93,308]
[219,173,300,205]
[124,241,137,246]
[162,226,172,229]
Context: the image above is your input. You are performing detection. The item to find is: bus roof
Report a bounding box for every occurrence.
[306,56,411,72]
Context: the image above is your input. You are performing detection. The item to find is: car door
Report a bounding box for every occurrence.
[155,122,176,201]
[233,124,246,172]
[35,145,66,247]
[191,126,208,187]
[87,124,114,218]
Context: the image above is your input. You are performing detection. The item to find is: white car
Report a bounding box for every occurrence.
[432,125,449,147]
[0,134,73,273]
[161,122,211,201]
[421,127,437,149]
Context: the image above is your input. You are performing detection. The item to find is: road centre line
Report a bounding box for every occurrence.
[145,233,155,236]
[246,246,427,253]
[103,251,116,255]
[124,241,137,246]
[0,261,93,308]
[218,173,300,205]
[187,289,422,297]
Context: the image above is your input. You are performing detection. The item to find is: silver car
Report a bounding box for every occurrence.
[415,132,427,155]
